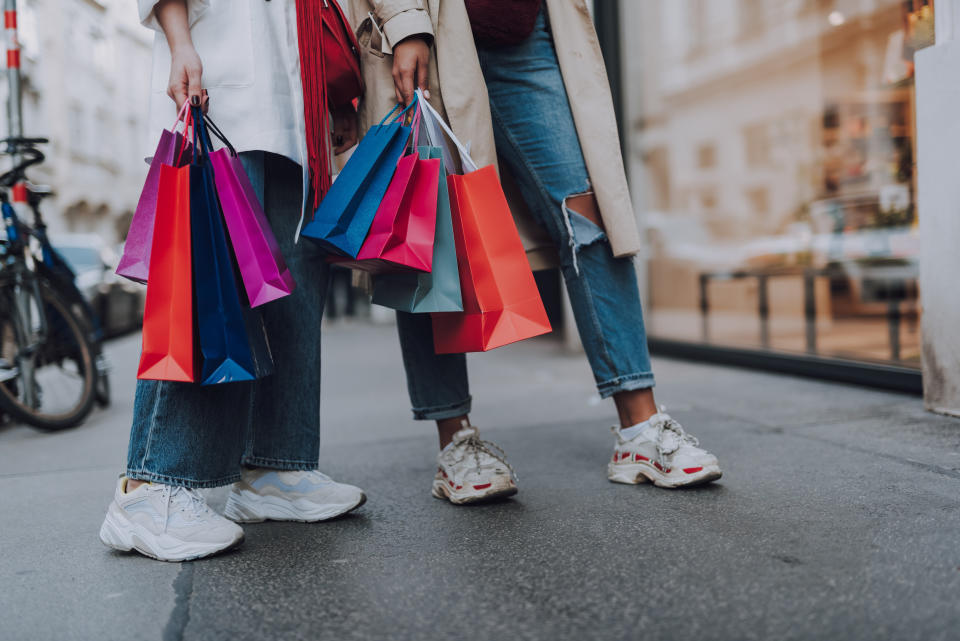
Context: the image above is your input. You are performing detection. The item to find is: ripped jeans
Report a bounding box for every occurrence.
[394,5,655,420]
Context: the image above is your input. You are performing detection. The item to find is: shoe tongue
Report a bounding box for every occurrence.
[452,425,478,445]
[641,415,682,448]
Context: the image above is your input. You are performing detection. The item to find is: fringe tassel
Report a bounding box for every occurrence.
[296,0,331,210]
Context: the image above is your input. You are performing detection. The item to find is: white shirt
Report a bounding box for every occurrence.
[138,0,310,235]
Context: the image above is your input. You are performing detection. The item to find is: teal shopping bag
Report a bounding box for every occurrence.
[371,146,463,313]
[300,101,415,257]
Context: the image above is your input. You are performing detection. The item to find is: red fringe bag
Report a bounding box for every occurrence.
[296,0,364,207]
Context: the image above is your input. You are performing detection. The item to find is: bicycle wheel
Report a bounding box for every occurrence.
[0,274,97,430]
[36,262,111,409]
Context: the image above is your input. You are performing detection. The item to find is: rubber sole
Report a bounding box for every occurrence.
[223,489,367,523]
[608,462,723,488]
[431,477,518,505]
[99,505,244,562]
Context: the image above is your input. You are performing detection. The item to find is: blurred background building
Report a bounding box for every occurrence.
[1,0,151,243]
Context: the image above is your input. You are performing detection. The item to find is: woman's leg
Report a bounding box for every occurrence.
[394,310,471,448]
[475,8,657,424]
[241,152,329,469]
[473,8,721,488]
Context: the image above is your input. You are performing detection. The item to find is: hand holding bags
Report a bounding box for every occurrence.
[137,106,280,384]
[299,100,415,257]
[117,101,193,283]
[415,90,552,352]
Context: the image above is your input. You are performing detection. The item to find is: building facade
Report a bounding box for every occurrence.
[2,0,152,242]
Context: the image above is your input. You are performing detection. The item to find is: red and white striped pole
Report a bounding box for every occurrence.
[4,0,25,204]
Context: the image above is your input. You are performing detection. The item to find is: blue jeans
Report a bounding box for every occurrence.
[395,6,655,420]
[126,152,331,488]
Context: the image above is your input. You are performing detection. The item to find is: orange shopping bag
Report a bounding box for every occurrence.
[418,91,551,353]
[137,157,195,382]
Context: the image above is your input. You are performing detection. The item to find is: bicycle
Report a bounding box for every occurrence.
[0,137,108,430]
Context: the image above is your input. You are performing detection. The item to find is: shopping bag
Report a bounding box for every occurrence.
[352,103,439,272]
[118,101,194,283]
[415,90,551,352]
[299,100,415,257]
[190,110,272,384]
[203,115,295,307]
[371,146,463,312]
[137,160,195,382]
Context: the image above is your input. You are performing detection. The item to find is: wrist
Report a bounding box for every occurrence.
[397,34,431,47]
[169,40,197,56]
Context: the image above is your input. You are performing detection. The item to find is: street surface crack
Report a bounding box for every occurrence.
[163,563,195,641]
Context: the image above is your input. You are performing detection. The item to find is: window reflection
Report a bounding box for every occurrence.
[632,0,933,366]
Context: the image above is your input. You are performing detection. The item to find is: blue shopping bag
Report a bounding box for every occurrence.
[372,146,463,313]
[300,100,415,257]
[190,108,273,384]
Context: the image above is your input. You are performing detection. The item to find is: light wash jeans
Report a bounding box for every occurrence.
[395,6,655,420]
[126,152,331,488]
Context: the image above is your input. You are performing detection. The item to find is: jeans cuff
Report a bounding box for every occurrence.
[596,373,656,399]
[242,456,319,471]
[411,395,473,421]
[124,469,241,489]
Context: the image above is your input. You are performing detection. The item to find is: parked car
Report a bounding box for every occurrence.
[53,234,145,338]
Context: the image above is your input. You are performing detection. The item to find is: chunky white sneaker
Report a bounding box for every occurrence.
[432,423,518,505]
[608,410,722,488]
[99,477,245,562]
[223,469,366,523]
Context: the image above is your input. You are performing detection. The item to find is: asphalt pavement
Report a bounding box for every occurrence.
[2,322,959,641]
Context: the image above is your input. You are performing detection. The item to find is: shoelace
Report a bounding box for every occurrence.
[649,413,699,471]
[458,429,517,481]
[159,486,211,532]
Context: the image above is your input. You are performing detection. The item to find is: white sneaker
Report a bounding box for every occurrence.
[223,468,366,523]
[99,477,245,562]
[608,410,722,488]
[432,423,518,505]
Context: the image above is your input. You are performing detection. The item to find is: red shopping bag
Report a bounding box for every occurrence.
[137,160,195,382]
[432,165,552,353]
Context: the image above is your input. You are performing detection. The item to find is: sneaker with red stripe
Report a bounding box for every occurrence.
[607,410,722,488]
[432,423,518,505]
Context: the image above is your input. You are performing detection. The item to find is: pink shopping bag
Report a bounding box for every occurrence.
[204,115,295,307]
[117,101,194,283]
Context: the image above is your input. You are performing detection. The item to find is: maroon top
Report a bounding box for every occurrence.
[464,0,543,47]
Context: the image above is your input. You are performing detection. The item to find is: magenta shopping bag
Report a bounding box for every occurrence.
[117,102,194,283]
[204,115,295,307]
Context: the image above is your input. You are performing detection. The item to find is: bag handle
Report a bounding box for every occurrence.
[415,88,477,173]
[378,93,419,127]
[202,112,238,157]
[174,105,194,166]
[190,105,215,166]
[409,99,423,153]
[170,100,191,133]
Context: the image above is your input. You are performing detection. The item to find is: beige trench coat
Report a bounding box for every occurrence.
[343,0,641,269]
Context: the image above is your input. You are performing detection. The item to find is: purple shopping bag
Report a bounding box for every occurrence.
[204,115,295,307]
[117,102,194,283]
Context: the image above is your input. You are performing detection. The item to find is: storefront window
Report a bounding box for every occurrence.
[631,0,934,367]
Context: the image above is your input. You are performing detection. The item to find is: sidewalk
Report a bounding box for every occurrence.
[2,323,959,641]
